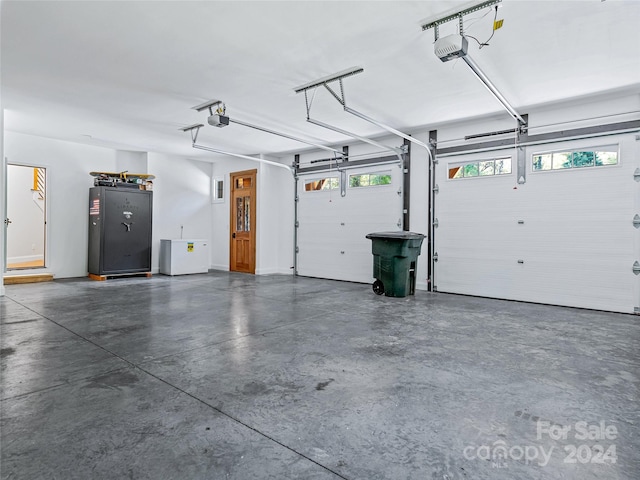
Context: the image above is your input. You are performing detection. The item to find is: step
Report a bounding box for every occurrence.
[4,273,54,285]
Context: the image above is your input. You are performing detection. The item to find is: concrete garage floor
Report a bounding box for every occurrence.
[1,272,638,480]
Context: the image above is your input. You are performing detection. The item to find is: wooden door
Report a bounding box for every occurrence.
[230,169,257,273]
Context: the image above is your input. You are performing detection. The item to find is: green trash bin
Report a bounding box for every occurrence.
[365,232,426,297]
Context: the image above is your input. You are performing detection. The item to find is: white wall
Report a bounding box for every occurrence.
[4,132,117,278]
[209,156,294,274]
[435,88,640,146]
[116,150,147,173]
[1,133,295,279]
[257,157,295,275]
[148,152,212,273]
[210,158,253,271]
[2,136,222,278]
[4,91,634,286]
[276,161,296,275]
[6,164,45,262]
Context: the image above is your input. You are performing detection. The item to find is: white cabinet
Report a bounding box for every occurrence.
[159,239,209,275]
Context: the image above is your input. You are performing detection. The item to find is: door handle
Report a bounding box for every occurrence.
[122,222,132,232]
[232,232,236,239]
[4,218,11,226]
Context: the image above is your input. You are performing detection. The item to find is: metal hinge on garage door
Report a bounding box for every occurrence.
[432,252,438,292]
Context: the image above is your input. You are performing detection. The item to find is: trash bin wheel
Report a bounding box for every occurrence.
[372,279,384,295]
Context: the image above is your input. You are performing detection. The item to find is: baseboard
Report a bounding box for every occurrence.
[210,264,230,272]
[277,268,295,275]
[255,267,279,275]
[209,266,292,275]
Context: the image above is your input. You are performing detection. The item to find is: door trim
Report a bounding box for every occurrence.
[5,163,48,272]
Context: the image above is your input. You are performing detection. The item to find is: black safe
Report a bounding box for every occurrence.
[88,187,153,275]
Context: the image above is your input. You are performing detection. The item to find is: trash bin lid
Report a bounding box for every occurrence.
[366,231,426,240]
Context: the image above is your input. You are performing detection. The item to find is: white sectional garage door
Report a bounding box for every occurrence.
[434,134,640,314]
[297,162,403,283]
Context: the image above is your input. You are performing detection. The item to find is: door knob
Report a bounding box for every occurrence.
[232,232,236,238]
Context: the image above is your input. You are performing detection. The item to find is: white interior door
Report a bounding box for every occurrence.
[297,162,403,283]
[434,134,639,314]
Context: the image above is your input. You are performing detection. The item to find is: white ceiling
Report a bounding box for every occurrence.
[2,0,639,160]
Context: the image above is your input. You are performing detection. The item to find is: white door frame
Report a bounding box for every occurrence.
[4,161,50,274]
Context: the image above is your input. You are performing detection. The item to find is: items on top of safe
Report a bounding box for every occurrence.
[89,171,154,190]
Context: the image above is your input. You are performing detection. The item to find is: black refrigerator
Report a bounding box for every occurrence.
[88,186,153,275]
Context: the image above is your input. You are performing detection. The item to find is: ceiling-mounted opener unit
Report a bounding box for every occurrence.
[191,99,345,158]
[293,67,434,162]
[421,0,527,133]
[192,99,230,127]
[180,123,294,174]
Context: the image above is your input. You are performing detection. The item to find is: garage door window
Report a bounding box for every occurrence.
[349,171,392,188]
[448,157,512,179]
[304,177,339,192]
[532,146,618,172]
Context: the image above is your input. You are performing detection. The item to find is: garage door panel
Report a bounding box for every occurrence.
[298,250,374,283]
[435,134,638,313]
[438,223,520,254]
[439,245,521,262]
[525,240,633,258]
[298,223,341,237]
[517,260,634,311]
[297,163,403,283]
[437,198,517,213]
[438,254,635,312]
[348,222,400,236]
[436,258,521,298]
